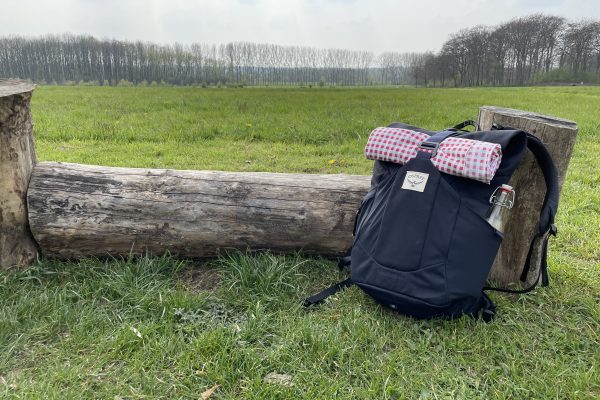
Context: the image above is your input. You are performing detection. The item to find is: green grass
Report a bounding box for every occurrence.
[32,86,600,173]
[1,86,598,399]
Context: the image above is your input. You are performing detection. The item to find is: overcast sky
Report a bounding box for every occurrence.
[1,0,599,53]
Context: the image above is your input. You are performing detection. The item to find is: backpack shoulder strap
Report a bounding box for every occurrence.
[525,133,559,236]
[303,278,353,307]
[518,133,559,287]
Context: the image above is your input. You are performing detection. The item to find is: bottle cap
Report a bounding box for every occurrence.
[500,184,513,192]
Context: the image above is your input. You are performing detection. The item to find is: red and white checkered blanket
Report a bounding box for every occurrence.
[365,127,502,184]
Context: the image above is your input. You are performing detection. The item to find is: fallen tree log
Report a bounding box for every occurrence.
[28,162,371,259]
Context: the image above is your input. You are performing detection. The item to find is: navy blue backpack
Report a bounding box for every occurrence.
[304,121,559,321]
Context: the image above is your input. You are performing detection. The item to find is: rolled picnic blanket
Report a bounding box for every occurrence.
[365,127,502,184]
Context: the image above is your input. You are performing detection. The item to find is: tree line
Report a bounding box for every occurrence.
[425,14,600,86]
[0,36,380,86]
[1,14,599,87]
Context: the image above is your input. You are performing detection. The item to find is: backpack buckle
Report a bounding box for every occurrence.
[419,142,439,158]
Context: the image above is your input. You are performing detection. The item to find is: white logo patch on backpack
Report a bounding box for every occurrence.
[402,171,429,192]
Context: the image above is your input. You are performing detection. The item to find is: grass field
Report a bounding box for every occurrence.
[1,86,598,399]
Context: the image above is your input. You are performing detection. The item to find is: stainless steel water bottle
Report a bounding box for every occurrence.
[486,184,515,233]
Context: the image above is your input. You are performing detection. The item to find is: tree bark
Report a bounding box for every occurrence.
[28,162,370,259]
[478,106,578,287]
[0,79,39,268]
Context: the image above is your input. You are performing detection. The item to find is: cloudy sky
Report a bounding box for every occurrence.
[1,0,599,53]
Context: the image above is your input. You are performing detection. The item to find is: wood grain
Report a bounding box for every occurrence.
[28,162,371,259]
[0,79,38,268]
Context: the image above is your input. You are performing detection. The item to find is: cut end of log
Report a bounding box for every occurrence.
[479,105,577,130]
[0,79,36,98]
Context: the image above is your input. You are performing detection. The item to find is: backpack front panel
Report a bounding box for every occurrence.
[351,157,461,312]
[352,156,506,319]
[372,158,460,271]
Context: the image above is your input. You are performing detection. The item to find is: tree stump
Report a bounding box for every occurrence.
[0,79,38,268]
[478,106,578,287]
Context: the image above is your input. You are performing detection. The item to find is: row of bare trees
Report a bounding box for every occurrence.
[0,35,382,86]
[1,14,599,87]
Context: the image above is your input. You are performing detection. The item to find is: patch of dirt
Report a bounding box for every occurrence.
[264,372,293,387]
[179,262,222,293]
